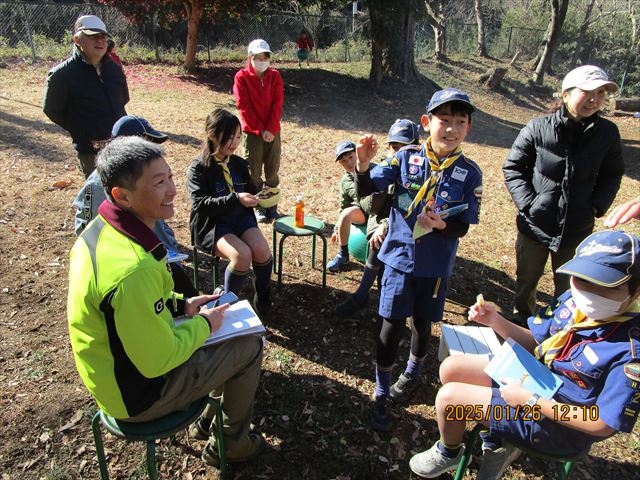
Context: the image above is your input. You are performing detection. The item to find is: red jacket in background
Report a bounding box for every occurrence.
[296,35,314,51]
[233,61,284,136]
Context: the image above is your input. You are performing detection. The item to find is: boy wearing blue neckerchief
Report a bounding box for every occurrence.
[356,88,483,431]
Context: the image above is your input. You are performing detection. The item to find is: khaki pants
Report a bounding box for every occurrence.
[513,232,575,318]
[243,132,281,191]
[126,335,263,449]
[77,152,97,179]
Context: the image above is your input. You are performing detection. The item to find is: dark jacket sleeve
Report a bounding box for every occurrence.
[503,121,537,214]
[589,125,624,217]
[355,168,376,199]
[187,161,241,217]
[438,218,470,238]
[43,67,69,131]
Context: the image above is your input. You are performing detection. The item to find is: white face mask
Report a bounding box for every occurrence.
[570,278,629,320]
[251,59,270,74]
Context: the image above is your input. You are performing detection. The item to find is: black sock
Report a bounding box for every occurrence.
[480,429,502,451]
[437,440,462,459]
[340,244,349,256]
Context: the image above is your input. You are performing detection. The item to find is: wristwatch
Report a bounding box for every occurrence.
[525,393,541,407]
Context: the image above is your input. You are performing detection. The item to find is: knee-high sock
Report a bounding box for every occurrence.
[252,257,273,301]
[224,266,250,295]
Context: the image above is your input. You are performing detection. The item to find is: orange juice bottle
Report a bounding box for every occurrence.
[294,196,305,227]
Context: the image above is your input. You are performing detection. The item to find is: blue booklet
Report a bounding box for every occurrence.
[413,203,469,239]
[167,249,189,264]
[484,338,563,399]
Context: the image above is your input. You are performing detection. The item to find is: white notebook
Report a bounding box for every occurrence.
[175,300,265,347]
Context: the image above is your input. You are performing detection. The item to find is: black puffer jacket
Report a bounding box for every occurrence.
[503,105,624,251]
[43,46,129,154]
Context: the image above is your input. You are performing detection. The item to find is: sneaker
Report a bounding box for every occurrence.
[189,417,211,441]
[202,433,266,467]
[476,442,522,480]
[335,294,368,318]
[327,252,350,272]
[255,208,268,223]
[409,442,465,478]
[389,372,420,401]
[371,396,392,432]
[213,285,225,296]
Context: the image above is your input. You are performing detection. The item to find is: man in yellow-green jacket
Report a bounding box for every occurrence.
[67,136,264,468]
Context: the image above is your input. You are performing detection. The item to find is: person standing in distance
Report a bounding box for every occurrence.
[233,39,284,223]
[43,15,128,178]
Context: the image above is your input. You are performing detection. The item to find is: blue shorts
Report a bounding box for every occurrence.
[378,266,448,320]
[489,387,597,456]
[214,214,258,242]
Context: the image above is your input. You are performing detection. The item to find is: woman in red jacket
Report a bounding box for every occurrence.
[233,39,284,223]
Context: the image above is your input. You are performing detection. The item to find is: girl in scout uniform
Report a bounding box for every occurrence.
[187,109,273,315]
[409,230,640,479]
[355,88,483,431]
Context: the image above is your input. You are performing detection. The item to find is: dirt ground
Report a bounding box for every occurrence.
[0,57,639,480]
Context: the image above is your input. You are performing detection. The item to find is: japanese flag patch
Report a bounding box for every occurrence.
[409,155,424,166]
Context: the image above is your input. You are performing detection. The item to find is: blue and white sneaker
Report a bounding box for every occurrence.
[255,208,268,223]
[327,252,349,272]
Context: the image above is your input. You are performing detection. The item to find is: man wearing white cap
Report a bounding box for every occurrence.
[503,65,624,325]
[233,39,284,222]
[43,15,129,178]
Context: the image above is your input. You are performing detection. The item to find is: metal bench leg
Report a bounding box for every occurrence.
[146,440,158,480]
[192,246,200,292]
[311,234,316,267]
[272,228,277,273]
[92,412,110,480]
[278,234,287,287]
[454,424,483,480]
[321,234,327,288]
[213,256,220,289]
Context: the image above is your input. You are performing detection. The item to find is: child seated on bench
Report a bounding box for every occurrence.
[409,230,640,479]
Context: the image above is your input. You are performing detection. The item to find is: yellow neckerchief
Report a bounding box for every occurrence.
[214,155,234,193]
[534,298,640,367]
[404,137,462,218]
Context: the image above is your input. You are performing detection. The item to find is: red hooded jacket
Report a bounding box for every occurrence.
[233,60,284,136]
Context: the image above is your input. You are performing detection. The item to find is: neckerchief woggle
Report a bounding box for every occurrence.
[404,136,462,219]
[534,298,640,367]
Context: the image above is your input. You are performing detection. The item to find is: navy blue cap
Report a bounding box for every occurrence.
[427,88,475,114]
[112,115,168,143]
[387,119,420,144]
[335,141,356,161]
[556,230,640,287]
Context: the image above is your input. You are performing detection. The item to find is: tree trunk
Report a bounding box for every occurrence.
[424,0,447,60]
[368,0,420,85]
[474,0,488,57]
[570,0,597,68]
[532,0,569,85]
[183,0,204,69]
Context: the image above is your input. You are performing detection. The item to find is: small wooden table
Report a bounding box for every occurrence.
[272,215,327,288]
[437,324,502,361]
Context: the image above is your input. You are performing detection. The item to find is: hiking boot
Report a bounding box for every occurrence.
[476,441,522,480]
[252,291,271,316]
[371,396,392,432]
[389,372,420,401]
[335,294,368,318]
[255,208,268,223]
[189,417,211,441]
[327,252,349,272]
[409,442,465,478]
[201,433,266,467]
[266,206,282,220]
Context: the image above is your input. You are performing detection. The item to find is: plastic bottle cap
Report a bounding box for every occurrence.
[296,196,303,202]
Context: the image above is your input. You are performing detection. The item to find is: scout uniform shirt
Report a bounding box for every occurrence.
[370,143,482,278]
[529,291,640,433]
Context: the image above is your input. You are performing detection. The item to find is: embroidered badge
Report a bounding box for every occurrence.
[624,362,640,382]
[409,165,418,175]
[409,155,425,166]
[154,298,164,314]
[440,191,448,199]
[558,307,572,320]
[450,166,468,182]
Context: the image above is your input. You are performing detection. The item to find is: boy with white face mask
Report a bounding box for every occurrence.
[409,230,640,479]
[233,39,284,223]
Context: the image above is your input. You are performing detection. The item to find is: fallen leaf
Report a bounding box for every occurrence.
[52,180,72,189]
[39,431,51,443]
[59,409,83,432]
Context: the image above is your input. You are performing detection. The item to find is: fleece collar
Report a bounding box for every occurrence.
[98,200,166,261]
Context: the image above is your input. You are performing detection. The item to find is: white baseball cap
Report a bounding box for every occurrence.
[248,39,272,55]
[74,15,108,36]
[561,65,618,93]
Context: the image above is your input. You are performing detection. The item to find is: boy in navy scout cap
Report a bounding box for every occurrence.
[355,88,483,431]
[327,141,369,272]
[409,230,640,479]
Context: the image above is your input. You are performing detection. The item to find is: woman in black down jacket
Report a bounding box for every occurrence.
[503,65,624,324]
